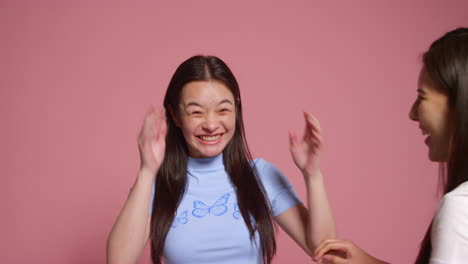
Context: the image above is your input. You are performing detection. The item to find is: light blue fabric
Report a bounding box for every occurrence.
[150,154,301,264]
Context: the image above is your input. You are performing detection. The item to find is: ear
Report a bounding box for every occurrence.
[168,106,181,127]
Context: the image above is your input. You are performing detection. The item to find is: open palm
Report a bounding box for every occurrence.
[137,106,167,175]
[289,112,323,176]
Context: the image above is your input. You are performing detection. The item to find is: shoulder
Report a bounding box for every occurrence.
[251,158,284,180]
[446,181,468,197]
[434,181,468,225]
[251,158,293,190]
[437,181,468,216]
[251,158,301,215]
[431,182,468,261]
[432,182,468,245]
[252,158,273,171]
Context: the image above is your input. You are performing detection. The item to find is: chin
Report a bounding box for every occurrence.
[191,146,225,158]
[428,152,448,162]
[200,151,223,158]
[428,154,439,162]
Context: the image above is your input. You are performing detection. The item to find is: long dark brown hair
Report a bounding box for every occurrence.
[415,27,468,264]
[150,55,276,263]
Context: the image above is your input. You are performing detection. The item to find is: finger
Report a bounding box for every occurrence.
[303,111,321,136]
[303,126,319,149]
[154,108,166,137]
[288,130,297,147]
[157,115,168,142]
[305,118,322,143]
[138,107,155,140]
[304,116,322,142]
[314,239,342,257]
[145,105,157,121]
[144,105,156,117]
[306,134,322,151]
[322,254,348,264]
[289,130,301,157]
[304,114,324,149]
[304,112,321,131]
[302,112,312,140]
[143,106,157,132]
[314,240,351,260]
[156,107,166,121]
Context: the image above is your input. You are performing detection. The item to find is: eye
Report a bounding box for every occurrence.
[219,108,232,114]
[186,108,203,116]
[191,111,203,115]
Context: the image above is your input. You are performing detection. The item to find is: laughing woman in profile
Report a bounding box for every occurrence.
[106,55,336,264]
[314,28,468,264]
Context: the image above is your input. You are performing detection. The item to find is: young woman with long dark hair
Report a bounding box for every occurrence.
[107,55,336,264]
[313,27,468,264]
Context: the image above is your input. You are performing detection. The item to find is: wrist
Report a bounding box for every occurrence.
[302,169,323,181]
[129,168,155,194]
[137,167,156,181]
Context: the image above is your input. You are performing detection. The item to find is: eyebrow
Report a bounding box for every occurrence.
[218,99,233,106]
[184,99,233,108]
[417,89,425,94]
[184,102,202,108]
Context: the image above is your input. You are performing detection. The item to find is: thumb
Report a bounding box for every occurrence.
[289,130,297,148]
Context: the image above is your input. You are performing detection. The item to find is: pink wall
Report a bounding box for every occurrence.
[3,1,467,263]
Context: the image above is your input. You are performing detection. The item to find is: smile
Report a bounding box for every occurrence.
[197,134,223,144]
[419,126,430,135]
[425,135,431,145]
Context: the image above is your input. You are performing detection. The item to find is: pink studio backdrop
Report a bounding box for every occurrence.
[2,1,468,263]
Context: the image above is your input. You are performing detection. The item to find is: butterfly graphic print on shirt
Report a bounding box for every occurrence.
[233,203,241,220]
[171,210,189,228]
[192,193,230,218]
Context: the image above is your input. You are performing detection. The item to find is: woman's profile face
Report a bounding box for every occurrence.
[409,68,451,162]
[175,80,236,158]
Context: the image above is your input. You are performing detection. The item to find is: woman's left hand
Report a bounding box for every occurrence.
[313,239,388,264]
[289,112,323,178]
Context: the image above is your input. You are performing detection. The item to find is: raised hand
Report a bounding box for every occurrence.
[289,112,323,177]
[137,106,167,176]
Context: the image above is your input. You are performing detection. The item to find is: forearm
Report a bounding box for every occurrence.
[304,170,336,250]
[106,169,154,264]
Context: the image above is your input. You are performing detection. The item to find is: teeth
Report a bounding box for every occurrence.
[200,135,221,141]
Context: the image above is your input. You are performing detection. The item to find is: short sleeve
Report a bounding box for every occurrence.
[430,192,468,264]
[253,159,302,216]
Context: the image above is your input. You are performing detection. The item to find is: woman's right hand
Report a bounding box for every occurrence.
[137,106,167,176]
[313,239,388,264]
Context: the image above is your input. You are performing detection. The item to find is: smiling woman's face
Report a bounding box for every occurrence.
[175,80,236,158]
[409,68,451,162]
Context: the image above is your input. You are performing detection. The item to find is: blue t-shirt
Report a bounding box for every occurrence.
[150,154,301,264]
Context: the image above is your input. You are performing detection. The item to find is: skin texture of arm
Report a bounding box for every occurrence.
[106,107,166,264]
[275,112,337,255]
[106,171,154,264]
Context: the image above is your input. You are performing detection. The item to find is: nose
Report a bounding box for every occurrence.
[202,113,219,132]
[409,100,418,121]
